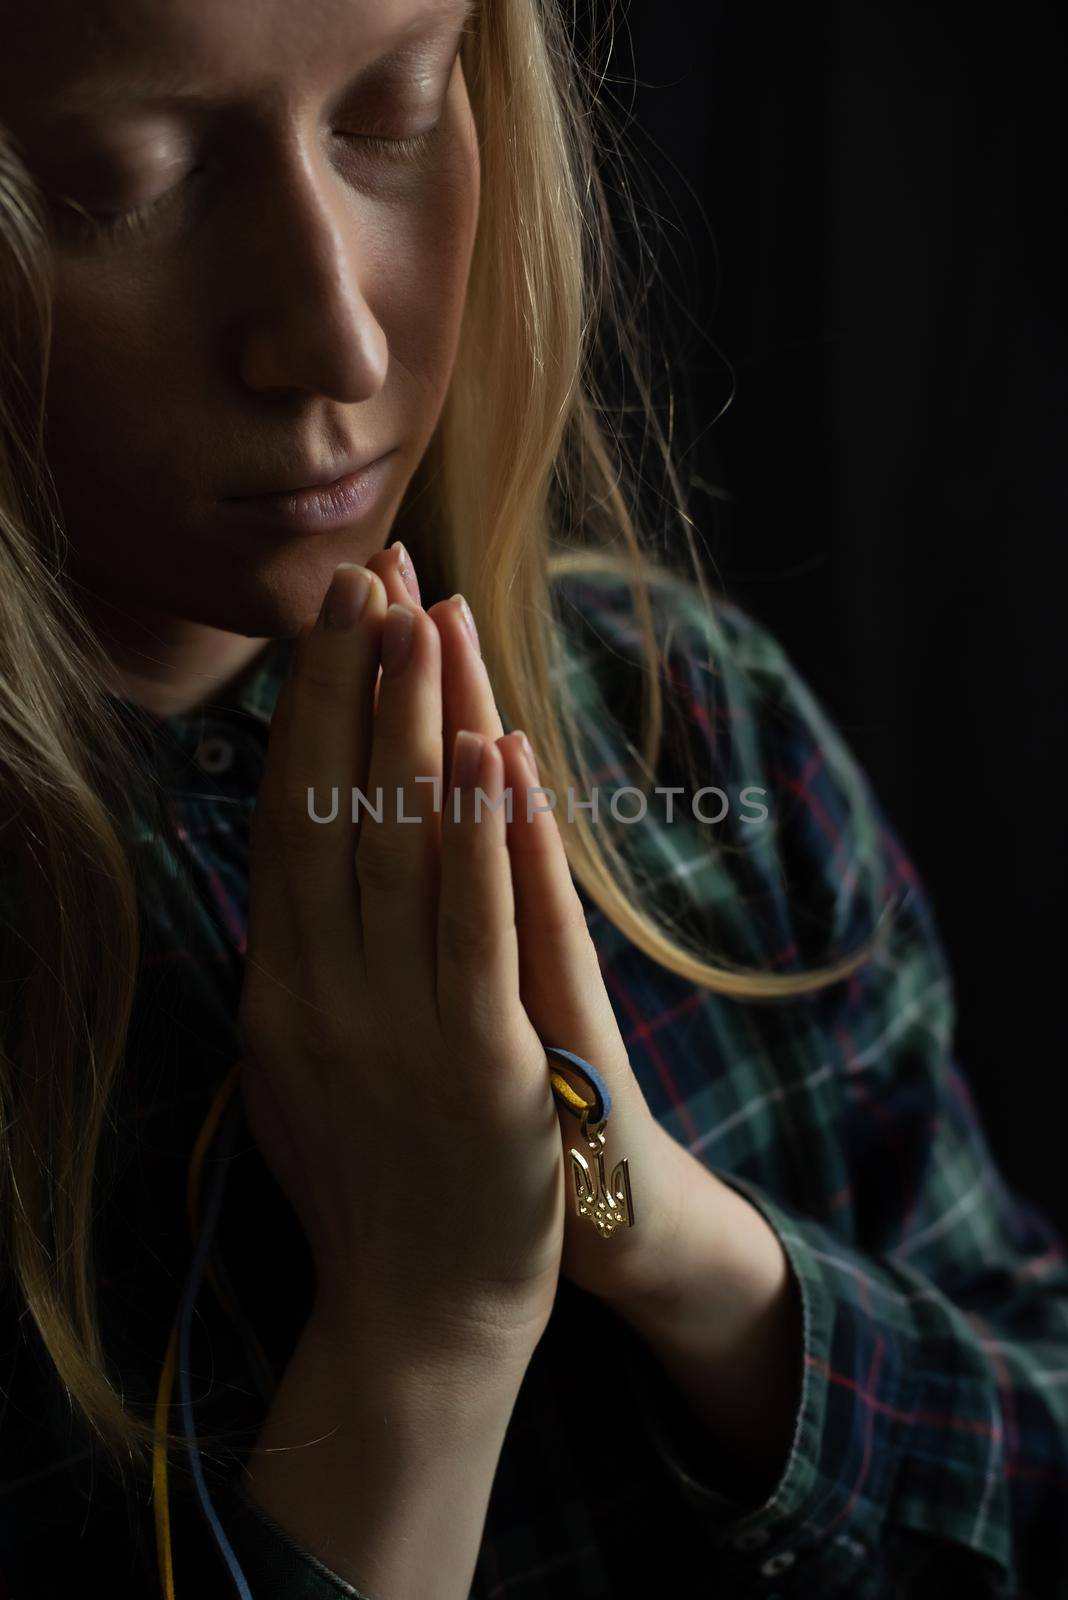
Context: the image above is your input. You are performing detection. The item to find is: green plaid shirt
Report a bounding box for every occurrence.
[1,569,1065,1598]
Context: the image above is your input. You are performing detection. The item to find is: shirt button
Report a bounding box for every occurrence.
[760,1551,797,1576]
[195,735,235,775]
[731,1528,771,1551]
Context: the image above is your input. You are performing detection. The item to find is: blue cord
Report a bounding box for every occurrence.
[543,1045,613,1124]
[176,1093,254,1599]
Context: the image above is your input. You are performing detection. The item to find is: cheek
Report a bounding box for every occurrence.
[43,260,189,515]
[371,137,480,394]
[40,278,211,616]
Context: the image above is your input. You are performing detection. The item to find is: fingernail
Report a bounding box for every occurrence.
[393,541,421,606]
[453,729,483,790]
[321,564,373,631]
[450,593,481,656]
[382,603,415,674]
[517,730,539,781]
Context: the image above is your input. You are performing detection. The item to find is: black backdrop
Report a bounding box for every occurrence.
[571,1,1068,1234]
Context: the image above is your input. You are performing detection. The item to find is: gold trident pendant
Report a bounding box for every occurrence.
[569,1105,635,1239]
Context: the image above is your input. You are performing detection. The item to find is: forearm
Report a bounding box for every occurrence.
[237,1308,531,1600]
[602,1140,803,1501]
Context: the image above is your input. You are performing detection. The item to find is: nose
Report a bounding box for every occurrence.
[235,139,389,403]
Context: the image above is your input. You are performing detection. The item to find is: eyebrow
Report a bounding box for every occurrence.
[48,0,477,113]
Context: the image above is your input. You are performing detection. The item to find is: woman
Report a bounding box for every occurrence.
[1,0,1065,1595]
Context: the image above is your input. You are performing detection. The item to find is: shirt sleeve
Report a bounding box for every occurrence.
[205,1476,376,1598]
[582,578,1068,1598]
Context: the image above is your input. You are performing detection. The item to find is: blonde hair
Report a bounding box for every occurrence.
[0,0,884,1481]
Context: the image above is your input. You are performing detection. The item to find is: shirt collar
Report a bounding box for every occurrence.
[107,634,298,776]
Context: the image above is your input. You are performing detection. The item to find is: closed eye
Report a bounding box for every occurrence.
[51,123,442,245]
[50,166,208,242]
[342,127,440,163]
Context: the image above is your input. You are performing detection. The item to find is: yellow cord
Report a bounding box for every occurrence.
[151,1060,598,1597]
[152,1321,180,1600]
[547,1069,596,1118]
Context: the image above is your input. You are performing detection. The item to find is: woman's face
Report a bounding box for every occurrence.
[0,0,479,642]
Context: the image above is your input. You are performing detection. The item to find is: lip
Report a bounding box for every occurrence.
[226,450,396,534]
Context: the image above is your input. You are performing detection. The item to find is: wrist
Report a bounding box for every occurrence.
[601,1160,803,1481]
[242,1285,533,1599]
[304,1290,537,1403]
[602,1150,787,1348]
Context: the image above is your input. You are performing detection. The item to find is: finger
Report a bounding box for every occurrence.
[437,732,522,1050]
[272,564,388,967]
[365,540,421,608]
[497,731,621,1054]
[355,601,443,1017]
[364,542,421,712]
[426,594,503,793]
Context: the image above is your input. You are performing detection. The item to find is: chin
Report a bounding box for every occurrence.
[178,543,389,639]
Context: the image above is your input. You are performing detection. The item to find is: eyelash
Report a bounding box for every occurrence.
[58,126,440,244]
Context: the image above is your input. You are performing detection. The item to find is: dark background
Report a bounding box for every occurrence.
[573,0,1068,1234]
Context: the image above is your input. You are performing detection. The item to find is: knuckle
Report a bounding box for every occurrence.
[243,985,345,1072]
[438,901,509,965]
[538,895,590,944]
[355,829,418,895]
[265,785,335,855]
[298,660,359,704]
[298,1001,347,1068]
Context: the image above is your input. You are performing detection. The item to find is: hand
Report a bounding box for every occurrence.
[409,555,689,1312]
[237,549,566,1373]
[486,720,689,1312]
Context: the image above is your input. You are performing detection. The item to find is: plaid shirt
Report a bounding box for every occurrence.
[1,569,1065,1599]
